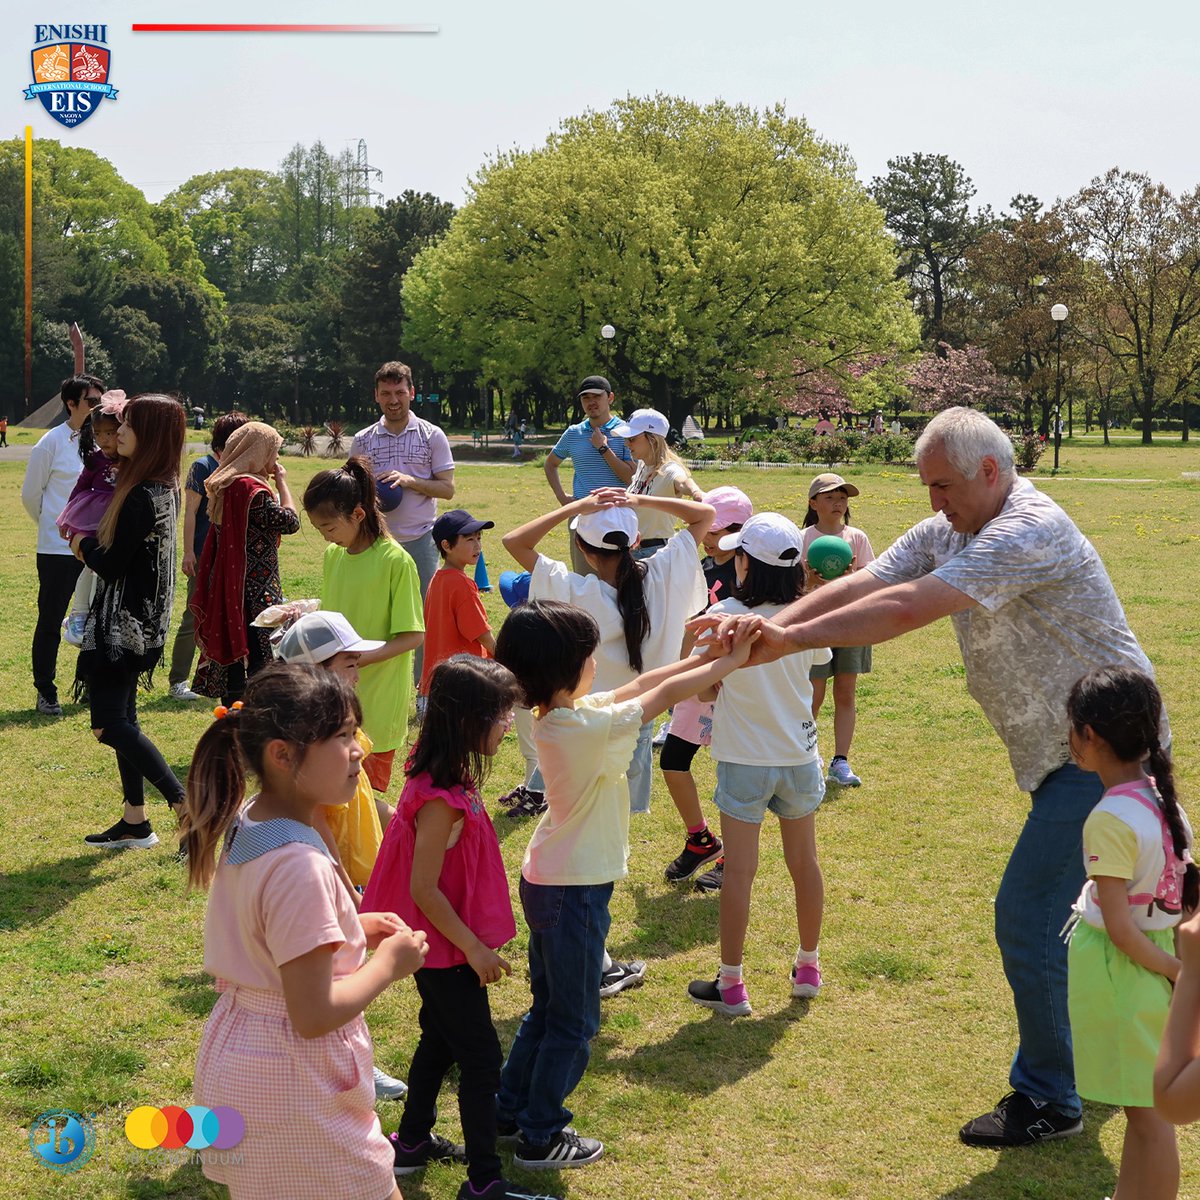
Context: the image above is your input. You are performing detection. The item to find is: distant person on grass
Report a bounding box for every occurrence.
[21,374,103,715]
[696,406,1163,1148]
[542,376,633,576]
[166,410,249,703]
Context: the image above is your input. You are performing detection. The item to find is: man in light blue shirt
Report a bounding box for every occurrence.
[544,375,634,575]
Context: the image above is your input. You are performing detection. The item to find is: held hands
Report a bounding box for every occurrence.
[359,911,409,952]
[373,922,429,982]
[467,943,513,988]
[687,612,789,667]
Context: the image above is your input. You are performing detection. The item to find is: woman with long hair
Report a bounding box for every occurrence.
[69,394,188,849]
[191,421,300,704]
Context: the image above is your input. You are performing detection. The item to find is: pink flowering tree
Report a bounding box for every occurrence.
[905,343,1018,414]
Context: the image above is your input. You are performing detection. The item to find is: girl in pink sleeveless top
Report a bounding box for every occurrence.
[362,656,525,1197]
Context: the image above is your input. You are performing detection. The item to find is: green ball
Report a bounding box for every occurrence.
[806,534,853,580]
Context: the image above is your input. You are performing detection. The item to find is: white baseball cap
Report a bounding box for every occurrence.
[569,505,640,550]
[275,611,385,665]
[718,512,803,567]
[610,408,670,439]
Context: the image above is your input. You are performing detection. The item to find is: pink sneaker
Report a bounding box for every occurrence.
[791,961,821,999]
[687,976,752,1017]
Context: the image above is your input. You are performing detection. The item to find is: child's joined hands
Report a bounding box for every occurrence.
[374,924,429,982]
[360,911,408,951]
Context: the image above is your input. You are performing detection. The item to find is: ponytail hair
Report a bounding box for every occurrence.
[575,533,650,672]
[1067,665,1197,912]
[180,662,363,890]
[302,456,388,545]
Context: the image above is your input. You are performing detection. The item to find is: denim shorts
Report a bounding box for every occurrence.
[713,759,825,824]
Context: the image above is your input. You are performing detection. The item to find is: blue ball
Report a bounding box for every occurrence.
[375,476,404,512]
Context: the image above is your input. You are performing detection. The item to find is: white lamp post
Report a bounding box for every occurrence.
[600,323,615,371]
[1051,304,1067,471]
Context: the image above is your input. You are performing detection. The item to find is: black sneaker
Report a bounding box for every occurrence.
[457,1179,562,1200]
[694,859,724,893]
[84,819,159,850]
[958,1092,1083,1148]
[599,959,646,997]
[664,832,723,882]
[36,692,63,717]
[513,1129,603,1170]
[391,1130,467,1175]
[501,787,548,818]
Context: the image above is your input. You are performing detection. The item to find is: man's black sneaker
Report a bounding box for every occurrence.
[457,1179,561,1200]
[500,787,548,819]
[35,692,63,717]
[599,959,646,997]
[513,1129,603,1170]
[391,1130,467,1175]
[958,1091,1083,1147]
[84,819,159,850]
[664,833,723,882]
[694,859,724,892]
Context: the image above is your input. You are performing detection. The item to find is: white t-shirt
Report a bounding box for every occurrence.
[523,692,645,885]
[1076,780,1194,933]
[708,598,831,766]
[866,476,1162,793]
[628,461,691,540]
[21,422,83,556]
[530,529,707,691]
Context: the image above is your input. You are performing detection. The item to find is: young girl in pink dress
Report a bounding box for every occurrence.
[362,655,552,1200]
[183,662,428,1200]
[58,394,124,645]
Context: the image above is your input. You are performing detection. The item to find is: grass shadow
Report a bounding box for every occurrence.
[0,851,110,930]
[607,882,719,959]
[161,971,219,1019]
[123,1156,226,1198]
[936,1107,1119,1199]
[586,1005,794,1093]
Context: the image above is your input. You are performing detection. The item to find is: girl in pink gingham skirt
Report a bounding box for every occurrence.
[182,662,429,1200]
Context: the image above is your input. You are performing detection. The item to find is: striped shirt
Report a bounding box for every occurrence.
[550,416,632,499]
[351,416,455,541]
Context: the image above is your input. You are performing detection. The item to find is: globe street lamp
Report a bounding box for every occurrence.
[600,323,615,371]
[1051,304,1068,472]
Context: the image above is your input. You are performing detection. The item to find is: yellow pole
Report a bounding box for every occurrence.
[24,126,33,413]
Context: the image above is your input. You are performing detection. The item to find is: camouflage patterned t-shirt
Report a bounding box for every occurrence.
[866,476,1162,792]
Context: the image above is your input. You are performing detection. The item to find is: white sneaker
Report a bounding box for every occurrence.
[373,1065,408,1100]
[652,717,672,746]
[826,758,861,788]
[168,682,201,702]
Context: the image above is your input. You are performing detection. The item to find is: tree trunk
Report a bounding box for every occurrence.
[1141,380,1155,445]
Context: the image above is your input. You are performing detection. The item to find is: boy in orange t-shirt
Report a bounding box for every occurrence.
[419,508,497,696]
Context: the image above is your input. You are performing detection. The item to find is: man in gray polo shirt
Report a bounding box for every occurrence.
[699,406,1162,1148]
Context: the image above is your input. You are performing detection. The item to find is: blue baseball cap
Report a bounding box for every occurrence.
[499,570,531,609]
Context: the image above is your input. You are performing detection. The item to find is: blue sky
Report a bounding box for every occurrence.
[8,0,1200,214]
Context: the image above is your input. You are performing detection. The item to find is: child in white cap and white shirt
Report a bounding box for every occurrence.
[685,513,832,1018]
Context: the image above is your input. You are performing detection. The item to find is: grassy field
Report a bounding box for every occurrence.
[2,445,1199,1198]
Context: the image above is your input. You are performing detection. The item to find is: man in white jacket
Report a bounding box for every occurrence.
[21,374,104,715]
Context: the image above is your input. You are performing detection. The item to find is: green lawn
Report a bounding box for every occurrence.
[2,446,1199,1197]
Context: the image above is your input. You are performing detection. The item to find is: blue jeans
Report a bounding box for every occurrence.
[995,761,1101,1118]
[400,529,438,687]
[528,720,653,813]
[497,878,613,1144]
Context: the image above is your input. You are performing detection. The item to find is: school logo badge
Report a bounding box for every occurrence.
[25,25,117,128]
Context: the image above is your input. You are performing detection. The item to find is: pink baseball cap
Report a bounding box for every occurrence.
[704,485,753,531]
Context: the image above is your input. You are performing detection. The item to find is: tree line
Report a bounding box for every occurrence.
[4,100,1200,442]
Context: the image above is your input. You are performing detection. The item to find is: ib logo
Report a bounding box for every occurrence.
[126,1105,245,1151]
[25,24,118,129]
[29,1109,97,1173]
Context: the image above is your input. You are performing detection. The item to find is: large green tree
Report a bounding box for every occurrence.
[404,95,918,429]
[1066,169,1200,444]
[870,152,991,349]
